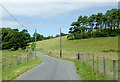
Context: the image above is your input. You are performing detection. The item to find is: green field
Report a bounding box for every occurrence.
[36,36,118,60]
[2,50,44,80]
[36,36,118,80]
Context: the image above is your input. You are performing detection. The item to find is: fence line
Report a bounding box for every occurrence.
[113,60,116,80]
[3,50,36,69]
[41,49,117,80]
[8,54,10,68]
[76,53,117,80]
[97,56,99,72]
[103,56,106,77]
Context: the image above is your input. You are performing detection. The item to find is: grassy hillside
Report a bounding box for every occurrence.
[37,36,118,80]
[36,36,118,60]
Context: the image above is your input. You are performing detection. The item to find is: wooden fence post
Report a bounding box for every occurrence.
[86,54,88,65]
[78,53,80,60]
[33,52,34,60]
[20,54,22,64]
[25,54,27,62]
[88,54,91,66]
[49,51,51,54]
[8,54,10,68]
[97,56,99,71]
[81,54,82,61]
[30,53,31,60]
[30,54,32,61]
[16,54,18,65]
[22,54,23,63]
[26,54,28,62]
[33,52,35,60]
[84,54,86,64]
[84,54,86,63]
[113,60,116,80]
[93,55,94,72]
[82,54,84,62]
[28,54,30,61]
[26,54,27,62]
[103,56,106,77]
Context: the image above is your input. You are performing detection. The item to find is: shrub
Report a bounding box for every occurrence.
[109,31,118,37]
[75,33,82,39]
[92,31,100,38]
[102,32,109,37]
[81,33,88,39]
[31,42,35,51]
[86,32,92,39]
[92,31,109,38]
[67,35,75,40]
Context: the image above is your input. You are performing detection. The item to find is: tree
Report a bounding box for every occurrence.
[68,8,119,40]
[33,33,44,41]
[96,13,103,31]
[55,34,60,37]
[2,28,30,50]
[88,14,95,31]
[102,15,108,30]
[61,33,67,36]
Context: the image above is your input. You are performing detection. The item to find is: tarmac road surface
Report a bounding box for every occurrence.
[16,52,81,80]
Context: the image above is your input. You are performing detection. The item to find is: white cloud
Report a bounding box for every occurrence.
[27,21,71,27]
[1,2,118,19]
[2,0,119,2]
[0,1,118,31]
[0,8,2,28]
[1,2,85,18]
[1,20,19,28]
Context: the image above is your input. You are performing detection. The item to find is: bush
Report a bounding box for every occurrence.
[74,33,82,39]
[81,33,88,39]
[67,35,75,40]
[92,31,99,38]
[85,32,92,39]
[109,31,118,37]
[102,32,109,37]
[92,31,109,38]
[72,32,92,39]
[2,42,11,49]
[31,42,35,51]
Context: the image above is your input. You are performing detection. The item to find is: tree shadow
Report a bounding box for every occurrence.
[102,49,118,53]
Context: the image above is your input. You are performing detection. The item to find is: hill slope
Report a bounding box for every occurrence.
[36,36,118,59]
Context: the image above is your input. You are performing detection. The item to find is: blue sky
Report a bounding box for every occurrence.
[1,2,118,37]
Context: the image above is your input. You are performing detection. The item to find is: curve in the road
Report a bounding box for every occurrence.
[15,52,81,80]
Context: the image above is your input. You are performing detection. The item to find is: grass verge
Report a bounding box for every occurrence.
[2,50,44,80]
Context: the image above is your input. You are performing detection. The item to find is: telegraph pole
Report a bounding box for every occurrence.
[42,40,44,51]
[60,28,62,57]
[35,29,36,58]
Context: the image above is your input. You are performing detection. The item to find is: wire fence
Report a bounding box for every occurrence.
[2,50,36,69]
[76,53,118,80]
[40,49,118,80]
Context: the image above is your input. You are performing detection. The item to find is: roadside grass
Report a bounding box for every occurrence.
[74,60,111,80]
[2,50,44,80]
[0,50,2,82]
[36,36,118,60]
[2,50,32,69]
[40,50,117,80]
